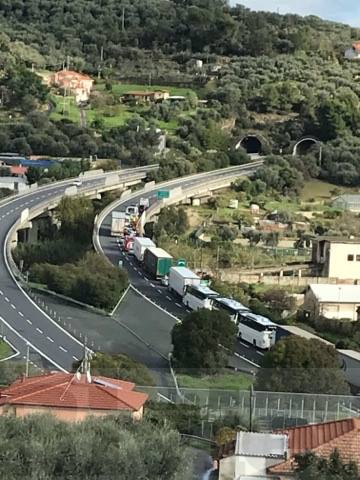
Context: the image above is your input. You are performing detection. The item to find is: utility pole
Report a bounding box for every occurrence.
[25,343,30,377]
[216,244,220,275]
[66,55,70,70]
[121,6,125,32]
[100,45,104,62]
[249,385,254,432]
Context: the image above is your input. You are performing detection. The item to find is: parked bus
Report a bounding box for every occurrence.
[212,298,249,323]
[237,312,277,349]
[182,285,219,311]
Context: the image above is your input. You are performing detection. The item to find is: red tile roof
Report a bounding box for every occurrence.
[0,372,148,412]
[10,166,28,176]
[56,70,93,81]
[269,418,360,474]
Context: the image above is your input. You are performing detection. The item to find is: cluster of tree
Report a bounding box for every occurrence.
[29,252,128,310]
[0,414,192,480]
[72,352,155,386]
[153,205,189,242]
[295,450,359,480]
[26,159,90,185]
[171,309,237,373]
[0,1,357,67]
[255,336,350,395]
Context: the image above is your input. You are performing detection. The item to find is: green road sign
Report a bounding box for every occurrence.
[177,258,187,267]
[157,190,170,199]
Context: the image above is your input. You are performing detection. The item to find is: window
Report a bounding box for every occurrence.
[348,254,354,261]
[357,255,360,262]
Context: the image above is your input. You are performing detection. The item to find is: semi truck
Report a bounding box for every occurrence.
[133,237,155,262]
[110,211,127,236]
[168,266,201,297]
[143,247,173,278]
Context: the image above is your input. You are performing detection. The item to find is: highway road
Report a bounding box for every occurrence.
[0,162,263,374]
[97,163,265,369]
[0,167,154,371]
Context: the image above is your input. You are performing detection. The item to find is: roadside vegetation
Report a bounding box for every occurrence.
[0,414,192,480]
[72,352,155,386]
[13,195,128,311]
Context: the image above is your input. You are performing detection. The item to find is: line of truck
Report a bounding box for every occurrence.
[111,205,277,349]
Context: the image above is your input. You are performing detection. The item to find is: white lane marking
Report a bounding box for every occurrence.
[150,283,155,288]
[46,336,54,343]
[72,355,79,361]
[258,351,264,356]
[36,328,43,334]
[26,319,32,325]
[166,296,172,301]
[186,309,192,313]
[18,311,24,317]
[157,289,162,294]
[4,297,9,302]
[59,346,67,353]
[11,304,16,309]
[0,290,3,295]
[176,303,182,308]
[239,341,249,349]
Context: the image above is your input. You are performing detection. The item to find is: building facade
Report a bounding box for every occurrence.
[312,237,360,280]
[345,42,360,60]
[0,372,148,422]
[303,284,360,321]
[51,70,94,104]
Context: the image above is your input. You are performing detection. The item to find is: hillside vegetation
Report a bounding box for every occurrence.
[0,2,360,189]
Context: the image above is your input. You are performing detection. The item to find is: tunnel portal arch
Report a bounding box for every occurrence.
[236,134,263,155]
[293,137,320,156]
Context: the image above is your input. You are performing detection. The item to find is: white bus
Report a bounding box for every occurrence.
[237,312,277,350]
[212,297,250,323]
[182,285,219,311]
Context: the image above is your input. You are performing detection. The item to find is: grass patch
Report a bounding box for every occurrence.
[97,81,196,97]
[0,340,12,360]
[177,371,254,390]
[300,179,353,201]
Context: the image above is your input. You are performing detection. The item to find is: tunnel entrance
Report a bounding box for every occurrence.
[238,135,262,154]
[293,138,319,156]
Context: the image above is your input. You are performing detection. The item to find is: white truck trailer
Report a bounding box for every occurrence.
[111,211,127,236]
[168,266,201,297]
[133,237,156,262]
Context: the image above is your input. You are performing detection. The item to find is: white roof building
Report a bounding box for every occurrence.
[219,431,287,480]
[304,284,360,321]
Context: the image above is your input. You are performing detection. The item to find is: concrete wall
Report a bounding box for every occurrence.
[0,404,142,422]
[216,271,360,287]
[219,455,283,479]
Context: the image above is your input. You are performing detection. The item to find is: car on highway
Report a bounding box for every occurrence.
[71,180,82,187]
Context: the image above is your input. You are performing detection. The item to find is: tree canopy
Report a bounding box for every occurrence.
[255,336,350,395]
[295,450,359,480]
[0,414,192,480]
[171,309,237,373]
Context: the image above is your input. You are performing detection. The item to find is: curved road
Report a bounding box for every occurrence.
[0,168,154,371]
[97,163,264,368]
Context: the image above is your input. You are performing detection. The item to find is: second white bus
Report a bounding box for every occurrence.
[237,312,277,349]
[182,285,219,311]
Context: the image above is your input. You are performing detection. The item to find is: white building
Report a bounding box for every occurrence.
[345,42,360,60]
[303,284,360,321]
[219,431,287,480]
[312,237,360,280]
[0,177,28,192]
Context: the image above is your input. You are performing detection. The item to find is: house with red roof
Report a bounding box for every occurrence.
[51,69,94,104]
[218,418,360,479]
[345,41,360,60]
[0,372,148,422]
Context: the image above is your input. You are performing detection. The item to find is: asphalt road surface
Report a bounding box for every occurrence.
[0,168,151,371]
[98,165,264,370]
